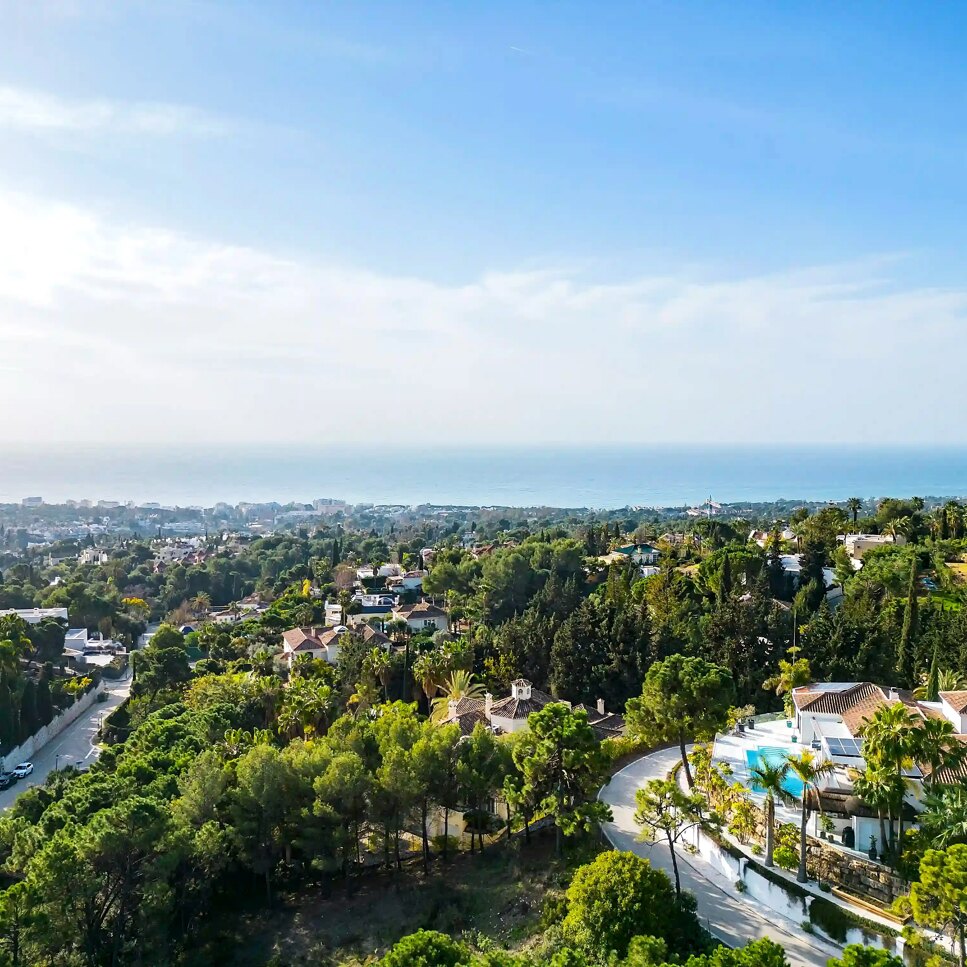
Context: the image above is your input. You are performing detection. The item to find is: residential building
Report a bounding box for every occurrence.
[79,548,110,566]
[0,607,69,624]
[749,528,796,548]
[573,699,627,741]
[613,543,660,565]
[713,681,967,856]
[394,601,448,632]
[840,533,906,569]
[778,555,843,605]
[281,626,344,666]
[386,570,427,593]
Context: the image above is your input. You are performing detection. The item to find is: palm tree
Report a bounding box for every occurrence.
[915,716,967,789]
[278,677,335,739]
[850,765,893,861]
[861,703,919,860]
[914,666,967,699]
[785,751,834,882]
[885,517,910,542]
[747,758,793,867]
[289,653,316,680]
[366,647,392,699]
[249,647,277,678]
[430,669,486,723]
[762,653,812,717]
[337,590,353,626]
[846,498,862,529]
[939,669,967,692]
[411,651,443,708]
[919,786,967,848]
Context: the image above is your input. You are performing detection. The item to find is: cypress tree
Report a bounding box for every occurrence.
[898,556,920,687]
[36,675,54,727]
[18,679,38,742]
[926,641,940,702]
[0,681,16,754]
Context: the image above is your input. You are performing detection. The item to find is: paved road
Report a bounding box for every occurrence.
[600,747,841,967]
[0,673,131,812]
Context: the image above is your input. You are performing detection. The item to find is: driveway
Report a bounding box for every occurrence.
[0,673,131,812]
[600,747,841,967]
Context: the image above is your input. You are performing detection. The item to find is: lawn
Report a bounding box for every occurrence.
[182,830,603,967]
[946,562,967,584]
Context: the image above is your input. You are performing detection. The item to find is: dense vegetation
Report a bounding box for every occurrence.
[3,493,967,963]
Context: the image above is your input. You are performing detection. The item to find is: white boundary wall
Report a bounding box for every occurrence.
[1,682,105,769]
[680,822,909,958]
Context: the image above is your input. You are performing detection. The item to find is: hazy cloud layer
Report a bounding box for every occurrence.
[0,85,232,137]
[1,188,964,445]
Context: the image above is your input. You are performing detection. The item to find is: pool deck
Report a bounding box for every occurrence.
[712,716,806,823]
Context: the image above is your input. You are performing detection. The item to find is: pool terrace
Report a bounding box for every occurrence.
[711,714,810,823]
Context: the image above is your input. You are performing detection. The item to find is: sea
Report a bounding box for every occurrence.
[2,444,967,510]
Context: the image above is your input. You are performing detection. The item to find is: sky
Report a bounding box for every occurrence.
[2,1,967,446]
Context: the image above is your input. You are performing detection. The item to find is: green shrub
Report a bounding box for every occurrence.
[774,846,798,871]
[541,892,568,928]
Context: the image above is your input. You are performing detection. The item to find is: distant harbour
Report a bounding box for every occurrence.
[1,444,966,510]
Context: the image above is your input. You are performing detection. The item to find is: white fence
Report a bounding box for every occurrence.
[1,682,105,769]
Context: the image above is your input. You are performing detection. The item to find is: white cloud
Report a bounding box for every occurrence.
[0,85,232,137]
[0,187,965,445]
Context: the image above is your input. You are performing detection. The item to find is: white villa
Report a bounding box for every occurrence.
[281,623,392,667]
[393,601,449,633]
[839,533,906,569]
[713,681,967,856]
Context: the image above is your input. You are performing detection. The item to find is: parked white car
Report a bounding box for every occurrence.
[12,762,33,778]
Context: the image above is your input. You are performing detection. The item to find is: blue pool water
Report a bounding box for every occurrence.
[745,747,805,798]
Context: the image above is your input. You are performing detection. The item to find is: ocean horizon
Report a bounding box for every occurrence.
[2,444,967,510]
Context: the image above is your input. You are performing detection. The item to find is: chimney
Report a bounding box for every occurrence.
[889,687,900,702]
[448,699,458,717]
[484,692,493,718]
[597,697,605,716]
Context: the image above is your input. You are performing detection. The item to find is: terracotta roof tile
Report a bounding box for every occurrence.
[799,682,884,715]
[941,691,967,714]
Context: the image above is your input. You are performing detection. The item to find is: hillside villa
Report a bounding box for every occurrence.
[712,681,967,856]
[442,678,625,740]
[281,623,391,667]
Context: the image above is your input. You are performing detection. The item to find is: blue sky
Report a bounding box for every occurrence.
[2,1,966,445]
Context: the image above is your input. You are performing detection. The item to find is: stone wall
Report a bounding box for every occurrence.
[806,839,908,905]
[726,794,908,905]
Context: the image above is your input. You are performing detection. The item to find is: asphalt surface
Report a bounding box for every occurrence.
[600,746,842,967]
[0,672,131,812]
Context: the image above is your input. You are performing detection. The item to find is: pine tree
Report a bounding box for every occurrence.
[898,556,920,687]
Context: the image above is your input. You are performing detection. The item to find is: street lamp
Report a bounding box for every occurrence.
[54,754,61,771]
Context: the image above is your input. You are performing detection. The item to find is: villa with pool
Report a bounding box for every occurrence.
[712,681,967,857]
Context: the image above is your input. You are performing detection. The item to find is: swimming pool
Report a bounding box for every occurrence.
[745,747,805,798]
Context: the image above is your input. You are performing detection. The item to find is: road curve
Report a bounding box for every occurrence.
[0,673,131,813]
[600,747,841,967]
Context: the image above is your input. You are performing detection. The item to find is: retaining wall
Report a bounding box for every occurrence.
[681,822,909,961]
[1,683,105,769]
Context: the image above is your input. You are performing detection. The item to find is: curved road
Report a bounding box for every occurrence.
[600,747,841,967]
[0,673,131,812]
